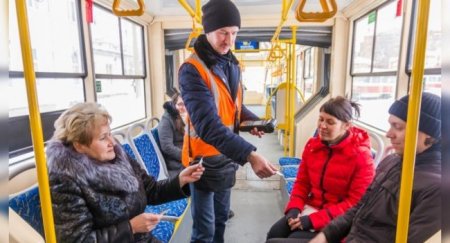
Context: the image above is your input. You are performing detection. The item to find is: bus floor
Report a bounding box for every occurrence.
[224,131,285,243]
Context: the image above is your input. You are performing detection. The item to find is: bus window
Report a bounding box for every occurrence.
[407,0,441,96]
[351,1,403,130]
[90,4,147,128]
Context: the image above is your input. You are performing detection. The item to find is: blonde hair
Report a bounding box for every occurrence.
[52,102,112,146]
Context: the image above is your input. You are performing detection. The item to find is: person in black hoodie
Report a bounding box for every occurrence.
[158,92,187,178]
[307,92,441,243]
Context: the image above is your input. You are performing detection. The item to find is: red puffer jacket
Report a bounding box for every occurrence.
[285,127,375,230]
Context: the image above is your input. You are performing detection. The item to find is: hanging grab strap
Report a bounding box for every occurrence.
[295,0,337,22]
[112,0,145,16]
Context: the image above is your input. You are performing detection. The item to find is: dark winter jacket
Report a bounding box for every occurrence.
[322,149,441,243]
[178,34,259,165]
[286,127,375,231]
[158,101,185,177]
[47,140,189,243]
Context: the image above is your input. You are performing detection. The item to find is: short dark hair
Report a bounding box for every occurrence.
[320,96,360,122]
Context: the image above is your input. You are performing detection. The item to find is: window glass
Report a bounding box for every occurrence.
[352,76,396,131]
[423,75,441,96]
[121,19,144,76]
[295,54,303,102]
[96,79,146,128]
[91,6,121,75]
[352,13,375,73]
[303,49,311,78]
[304,78,314,100]
[9,0,83,73]
[409,0,441,70]
[8,78,84,117]
[373,1,403,72]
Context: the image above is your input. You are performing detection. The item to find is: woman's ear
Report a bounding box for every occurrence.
[73,142,86,154]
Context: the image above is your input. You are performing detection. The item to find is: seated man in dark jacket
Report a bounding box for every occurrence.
[309,92,441,243]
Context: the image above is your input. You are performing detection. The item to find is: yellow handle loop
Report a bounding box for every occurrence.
[113,0,145,17]
[295,0,337,22]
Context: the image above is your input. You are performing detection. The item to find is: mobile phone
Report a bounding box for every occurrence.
[239,119,277,133]
[161,215,179,222]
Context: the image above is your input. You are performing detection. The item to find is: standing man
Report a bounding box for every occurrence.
[178,0,277,242]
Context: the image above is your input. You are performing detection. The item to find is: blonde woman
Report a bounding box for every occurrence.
[47,102,204,243]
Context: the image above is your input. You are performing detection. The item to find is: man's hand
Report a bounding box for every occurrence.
[309,232,328,243]
[247,151,277,178]
[249,127,264,138]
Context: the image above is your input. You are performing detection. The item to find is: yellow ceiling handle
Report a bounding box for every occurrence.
[113,0,145,17]
[295,0,337,22]
[269,43,285,60]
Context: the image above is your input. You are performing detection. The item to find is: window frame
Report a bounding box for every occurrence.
[349,0,403,131]
[8,0,87,158]
[405,0,441,77]
[90,4,147,129]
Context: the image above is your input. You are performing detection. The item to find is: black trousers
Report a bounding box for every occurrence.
[266,216,317,241]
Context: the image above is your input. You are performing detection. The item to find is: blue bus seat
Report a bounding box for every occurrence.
[9,185,44,237]
[280,166,299,179]
[127,123,168,180]
[145,117,162,151]
[279,157,301,166]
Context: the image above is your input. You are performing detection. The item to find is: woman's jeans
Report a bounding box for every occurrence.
[189,183,231,243]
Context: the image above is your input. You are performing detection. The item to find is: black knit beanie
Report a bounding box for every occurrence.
[202,0,241,33]
[388,92,441,139]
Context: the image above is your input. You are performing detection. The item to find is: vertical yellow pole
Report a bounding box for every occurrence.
[395,0,430,242]
[288,26,297,157]
[15,1,56,242]
[284,43,290,155]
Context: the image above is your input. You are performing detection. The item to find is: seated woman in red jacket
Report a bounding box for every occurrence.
[267,96,375,241]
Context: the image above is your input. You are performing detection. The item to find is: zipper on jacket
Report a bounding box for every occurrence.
[319,148,333,209]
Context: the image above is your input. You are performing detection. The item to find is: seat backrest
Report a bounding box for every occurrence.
[145,117,161,151]
[9,159,44,239]
[9,185,44,237]
[128,123,168,180]
[368,132,385,167]
[113,130,141,166]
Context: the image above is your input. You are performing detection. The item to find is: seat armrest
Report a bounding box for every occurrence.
[9,208,45,243]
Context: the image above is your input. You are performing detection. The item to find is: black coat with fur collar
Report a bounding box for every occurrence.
[47,140,189,243]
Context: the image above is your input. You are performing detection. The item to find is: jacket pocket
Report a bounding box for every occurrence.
[193,155,237,192]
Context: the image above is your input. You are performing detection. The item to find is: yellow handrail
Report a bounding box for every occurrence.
[185,26,202,51]
[288,26,297,157]
[179,0,202,51]
[395,0,430,242]
[113,0,145,17]
[295,0,337,22]
[178,0,202,24]
[15,0,56,242]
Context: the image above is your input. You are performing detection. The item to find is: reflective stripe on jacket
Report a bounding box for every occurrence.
[181,53,243,166]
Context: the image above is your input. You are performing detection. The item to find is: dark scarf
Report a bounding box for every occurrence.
[194,34,241,100]
[193,34,239,69]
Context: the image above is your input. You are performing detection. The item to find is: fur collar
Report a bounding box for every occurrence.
[47,140,139,192]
